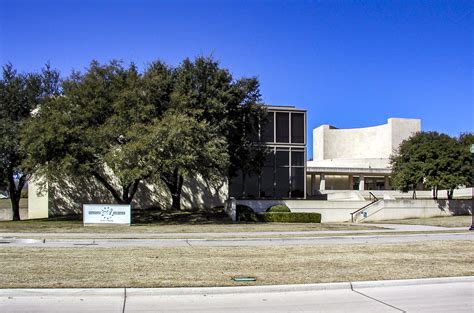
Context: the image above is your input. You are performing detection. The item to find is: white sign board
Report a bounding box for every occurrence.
[83,204,131,225]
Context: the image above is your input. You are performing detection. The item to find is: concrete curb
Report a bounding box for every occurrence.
[0,288,124,297]
[351,276,474,289]
[127,282,351,296]
[1,276,472,297]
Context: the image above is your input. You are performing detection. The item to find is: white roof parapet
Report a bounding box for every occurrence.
[307,166,392,175]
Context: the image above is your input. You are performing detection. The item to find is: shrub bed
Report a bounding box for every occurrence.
[236,205,259,222]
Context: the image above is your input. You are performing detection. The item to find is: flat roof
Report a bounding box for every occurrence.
[266,105,306,112]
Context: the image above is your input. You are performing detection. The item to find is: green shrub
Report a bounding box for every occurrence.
[266,205,291,213]
[236,205,258,222]
[256,212,321,223]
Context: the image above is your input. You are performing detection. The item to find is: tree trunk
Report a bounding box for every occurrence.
[10,194,20,221]
[7,173,21,221]
[447,189,454,200]
[432,186,438,199]
[161,168,184,210]
[171,193,181,211]
[7,171,29,221]
[91,171,140,205]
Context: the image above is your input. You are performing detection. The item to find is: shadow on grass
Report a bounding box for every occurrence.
[132,207,233,225]
[0,207,234,225]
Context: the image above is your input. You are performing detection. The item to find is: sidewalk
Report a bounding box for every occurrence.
[1,223,471,248]
[0,223,467,239]
[1,277,473,312]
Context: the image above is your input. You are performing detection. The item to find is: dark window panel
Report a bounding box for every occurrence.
[229,170,243,198]
[263,148,274,167]
[291,151,305,166]
[275,167,290,198]
[276,112,289,143]
[276,149,289,167]
[260,167,274,198]
[247,114,259,143]
[261,112,274,142]
[245,173,259,199]
[291,167,305,198]
[291,113,305,143]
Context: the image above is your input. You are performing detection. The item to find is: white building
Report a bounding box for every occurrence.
[307,118,421,194]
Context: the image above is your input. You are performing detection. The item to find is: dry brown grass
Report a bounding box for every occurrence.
[368,215,473,228]
[5,229,469,240]
[1,240,472,288]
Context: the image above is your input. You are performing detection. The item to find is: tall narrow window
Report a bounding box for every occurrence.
[276,112,289,143]
[261,112,274,142]
[229,170,244,198]
[275,149,290,198]
[290,149,305,198]
[260,148,274,198]
[291,113,304,143]
[245,173,259,198]
[291,151,305,166]
[291,167,305,198]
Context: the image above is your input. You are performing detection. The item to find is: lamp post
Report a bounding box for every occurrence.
[470,144,474,231]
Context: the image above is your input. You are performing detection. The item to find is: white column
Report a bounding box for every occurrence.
[384,176,390,190]
[319,173,326,191]
[359,175,365,191]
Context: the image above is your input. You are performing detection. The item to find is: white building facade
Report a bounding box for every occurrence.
[307,118,421,195]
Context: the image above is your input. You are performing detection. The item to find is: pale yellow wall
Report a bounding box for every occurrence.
[43,174,228,216]
[27,178,49,219]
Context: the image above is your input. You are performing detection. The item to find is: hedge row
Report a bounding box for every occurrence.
[266,205,291,213]
[236,206,321,223]
[257,212,321,223]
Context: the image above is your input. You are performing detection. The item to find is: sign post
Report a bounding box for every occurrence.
[83,204,131,226]
[470,145,474,231]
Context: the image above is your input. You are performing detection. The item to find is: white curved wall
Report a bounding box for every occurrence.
[313,118,420,160]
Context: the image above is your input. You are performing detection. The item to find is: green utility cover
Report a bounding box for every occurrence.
[232,277,257,282]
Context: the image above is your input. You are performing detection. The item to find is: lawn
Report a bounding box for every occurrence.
[0,240,472,288]
[0,208,381,233]
[367,215,473,228]
[0,220,380,234]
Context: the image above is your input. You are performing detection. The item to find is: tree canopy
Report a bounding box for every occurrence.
[390,131,472,199]
[21,57,266,210]
[0,63,59,220]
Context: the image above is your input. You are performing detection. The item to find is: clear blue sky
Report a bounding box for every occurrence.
[1,0,472,158]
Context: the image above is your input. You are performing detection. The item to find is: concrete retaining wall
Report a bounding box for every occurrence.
[235,199,371,223]
[236,198,473,223]
[358,199,473,222]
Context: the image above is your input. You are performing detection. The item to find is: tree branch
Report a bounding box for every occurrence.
[91,170,124,204]
[129,179,140,201]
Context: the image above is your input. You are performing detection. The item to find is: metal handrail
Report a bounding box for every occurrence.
[368,192,379,201]
[350,192,380,222]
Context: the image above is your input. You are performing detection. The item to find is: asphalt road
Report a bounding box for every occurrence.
[1,277,473,312]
